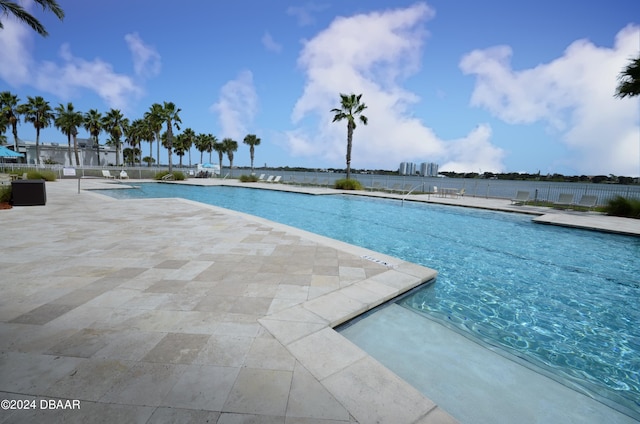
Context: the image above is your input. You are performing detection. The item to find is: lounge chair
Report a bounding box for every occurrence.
[511,190,530,205]
[576,195,598,210]
[258,174,266,181]
[101,170,115,179]
[265,175,274,183]
[271,176,282,183]
[554,193,574,207]
[119,170,129,179]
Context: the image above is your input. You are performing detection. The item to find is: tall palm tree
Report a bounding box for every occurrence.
[83,109,103,166]
[135,118,154,167]
[54,102,83,166]
[194,133,209,164]
[102,109,128,167]
[144,103,164,166]
[0,0,64,37]
[221,138,238,177]
[0,91,21,151]
[206,134,217,163]
[331,93,368,180]
[243,134,261,173]
[616,56,640,98]
[173,133,187,168]
[125,119,146,166]
[159,102,181,172]
[20,96,53,165]
[180,128,195,167]
[212,139,225,176]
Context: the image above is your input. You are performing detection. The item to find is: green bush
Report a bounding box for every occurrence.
[239,174,259,182]
[28,170,56,181]
[154,171,185,181]
[604,196,640,219]
[334,178,363,190]
[0,186,11,203]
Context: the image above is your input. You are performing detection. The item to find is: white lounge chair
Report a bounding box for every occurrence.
[258,174,266,181]
[265,175,274,183]
[271,176,282,183]
[576,195,598,210]
[511,190,530,205]
[119,170,129,179]
[102,170,115,179]
[554,193,574,207]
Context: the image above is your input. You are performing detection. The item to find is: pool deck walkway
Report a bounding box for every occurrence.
[1,178,637,424]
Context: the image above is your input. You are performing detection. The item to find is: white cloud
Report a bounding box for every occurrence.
[261,32,282,53]
[286,3,506,172]
[211,70,258,140]
[286,3,329,27]
[460,24,640,176]
[0,14,33,85]
[125,32,161,78]
[0,19,149,111]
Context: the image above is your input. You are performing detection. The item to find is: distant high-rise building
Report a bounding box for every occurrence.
[419,162,439,177]
[399,162,416,175]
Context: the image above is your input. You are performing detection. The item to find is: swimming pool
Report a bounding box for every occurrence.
[98,183,640,417]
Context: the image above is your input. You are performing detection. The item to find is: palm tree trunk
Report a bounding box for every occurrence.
[67,134,72,166]
[35,129,41,166]
[155,131,161,167]
[346,123,354,180]
[96,136,101,166]
[149,140,153,167]
[73,134,80,166]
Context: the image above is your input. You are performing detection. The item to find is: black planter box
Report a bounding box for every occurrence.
[11,179,47,206]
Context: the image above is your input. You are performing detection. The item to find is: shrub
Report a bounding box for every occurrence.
[604,196,640,219]
[154,171,185,181]
[28,170,56,181]
[239,174,259,182]
[0,186,11,203]
[334,178,363,190]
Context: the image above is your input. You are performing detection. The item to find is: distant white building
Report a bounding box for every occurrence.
[399,162,416,175]
[420,162,439,177]
[17,138,121,167]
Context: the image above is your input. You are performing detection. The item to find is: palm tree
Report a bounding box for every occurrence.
[194,133,209,164]
[20,96,53,165]
[243,134,261,173]
[181,128,195,167]
[331,93,368,180]
[54,102,83,166]
[144,103,164,166]
[616,56,640,98]
[0,0,64,37]
[125,119,146,166]
[206,134,217,163]
[159,102,181,172]
[212,139,225,176]
[0,91,21,151]
[83,109,103,166]
[102,109,128,166]
[173,133,187,168]
[221,138,238,177]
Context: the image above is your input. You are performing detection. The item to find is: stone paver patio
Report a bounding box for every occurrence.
[0,180,455,424]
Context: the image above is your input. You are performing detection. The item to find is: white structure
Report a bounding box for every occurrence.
[399,162,416,175]
[18,138,121,166]
[420,162,439,177]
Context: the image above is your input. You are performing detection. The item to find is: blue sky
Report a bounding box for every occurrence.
[1,0,639,175]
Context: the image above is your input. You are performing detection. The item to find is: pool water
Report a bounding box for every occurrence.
[99,184,640,417]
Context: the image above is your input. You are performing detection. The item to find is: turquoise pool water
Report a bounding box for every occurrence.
[98,183,640,417]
